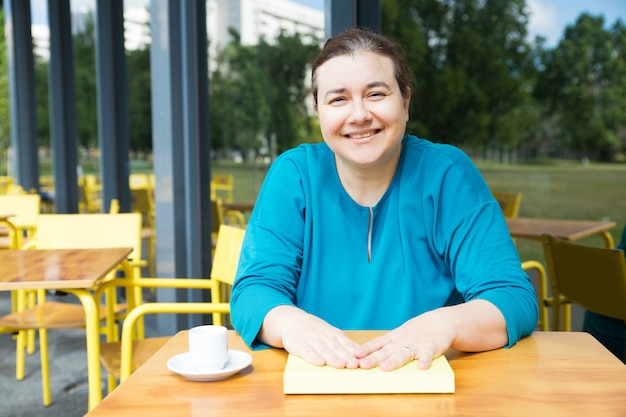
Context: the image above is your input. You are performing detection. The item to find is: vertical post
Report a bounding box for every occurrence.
[180,0,213,313]
[4,0,39,192]
[47,0,79,213]
[95,0,130,212]
[324,0,380,40]
[151,0,213,333]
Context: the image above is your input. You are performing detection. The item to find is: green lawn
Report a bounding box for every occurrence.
[478,161,626,262]
[8,155,626,263]
[215,159,626,263]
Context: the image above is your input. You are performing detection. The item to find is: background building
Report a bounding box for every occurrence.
[31,0,324,62]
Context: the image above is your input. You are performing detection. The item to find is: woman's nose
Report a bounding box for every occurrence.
[348,99,372,123]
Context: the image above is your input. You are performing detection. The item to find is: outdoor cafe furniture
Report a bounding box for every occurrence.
[85,330,626,417]
[0,248,133,410]
[506,217,616,248]
[507,216,617,331]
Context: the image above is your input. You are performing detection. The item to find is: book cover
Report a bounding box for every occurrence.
[283,354,455,394]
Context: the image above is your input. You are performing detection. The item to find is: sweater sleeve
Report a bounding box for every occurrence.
[421,144,539,346]
[230,152,307,349]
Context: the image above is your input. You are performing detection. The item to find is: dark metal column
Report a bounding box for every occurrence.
[357,0,381,32]
[95,0,131,212]
[324,0,381,39]
[150,0,213,333]
[180,0,212,308]
[47,0,79,213]
[4,0,39,192]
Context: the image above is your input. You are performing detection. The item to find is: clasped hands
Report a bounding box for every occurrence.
[261,305,456,371]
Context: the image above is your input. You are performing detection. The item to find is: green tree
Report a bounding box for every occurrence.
[382,0,539,153]
[73,13,98,150]
[536,14,626,161]
[256,32,321,153]
[209,29,320,159]
[34,56,49,147]
[127,45,152,153]
[210,29,269,158]
[0,9,11,161]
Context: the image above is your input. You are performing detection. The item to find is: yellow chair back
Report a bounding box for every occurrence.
[98,224,246,384]
[33,213,143,264]
[211,174,234,203]
[542,234,626,330]
[78,175,103,213]
[0,194,41,247]
[211,224,245,288]
[492,191,522,218]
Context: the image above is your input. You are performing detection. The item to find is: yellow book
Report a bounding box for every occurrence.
[283,354,455,394]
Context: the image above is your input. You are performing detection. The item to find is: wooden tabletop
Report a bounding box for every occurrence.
[86,330,626,416]
[0,248,133,290]
[221,201,255,212]
[507,217,616,245]
[0,213,15,221]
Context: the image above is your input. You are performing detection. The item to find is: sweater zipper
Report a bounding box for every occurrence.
[368,206,373,263]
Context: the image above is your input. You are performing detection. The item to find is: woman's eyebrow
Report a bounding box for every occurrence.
[323,81,392,100]
[366,81,392,90]
[323,88,346,99]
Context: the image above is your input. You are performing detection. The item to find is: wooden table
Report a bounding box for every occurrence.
[221,201,255,213]
[86,330,626,416]
[0,248,133,410]
[507,217,616,248]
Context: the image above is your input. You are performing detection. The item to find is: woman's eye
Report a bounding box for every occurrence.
[368,91,386,99]
[329,97,346,104]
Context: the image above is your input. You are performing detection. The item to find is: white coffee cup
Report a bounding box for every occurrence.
[188,325,228,372]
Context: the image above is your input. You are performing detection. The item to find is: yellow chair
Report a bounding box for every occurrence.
[0,194,41,248]
[0,195,42,374]
[78,175,103,213]
[211,174,234,203]
[211,198,245,245]
[97,224,245,386]
[109,198,120,214]
[0,176,15,195]
[129,173,154,189]
[542,234,626,332]
[130,186,156,276]
[492,191,522,218]
[0,212,143,405]
[521,260,548,331]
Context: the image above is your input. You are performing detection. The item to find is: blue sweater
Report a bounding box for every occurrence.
[230,135,538,349]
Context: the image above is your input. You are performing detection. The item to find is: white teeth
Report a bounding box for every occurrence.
[349,132,373,139]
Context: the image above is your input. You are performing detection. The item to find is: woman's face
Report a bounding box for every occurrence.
[314,51,410,170]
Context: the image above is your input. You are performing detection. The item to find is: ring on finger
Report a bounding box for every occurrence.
[401,346,414,360]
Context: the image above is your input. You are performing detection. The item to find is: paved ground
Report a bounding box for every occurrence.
[1,291,91,417]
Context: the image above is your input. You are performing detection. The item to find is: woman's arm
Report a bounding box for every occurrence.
[355,299,507,370]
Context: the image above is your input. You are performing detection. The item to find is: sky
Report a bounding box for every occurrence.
[294,0,625,47]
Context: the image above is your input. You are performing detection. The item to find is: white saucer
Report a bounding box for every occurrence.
[167,350,252,382]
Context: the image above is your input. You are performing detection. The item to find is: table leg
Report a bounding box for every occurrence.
[65,288,102,411]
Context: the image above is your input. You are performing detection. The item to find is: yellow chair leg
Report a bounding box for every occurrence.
[15,330,26,380]
[40,328,51,406]
[107,374,117,395]
[563,303,572,332]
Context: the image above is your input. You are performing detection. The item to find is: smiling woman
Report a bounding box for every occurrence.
[230,27,538,374]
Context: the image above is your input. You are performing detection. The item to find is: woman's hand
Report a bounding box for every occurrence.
[355,300,507,371]
[260,305,360,369]
[355,309,455,371]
